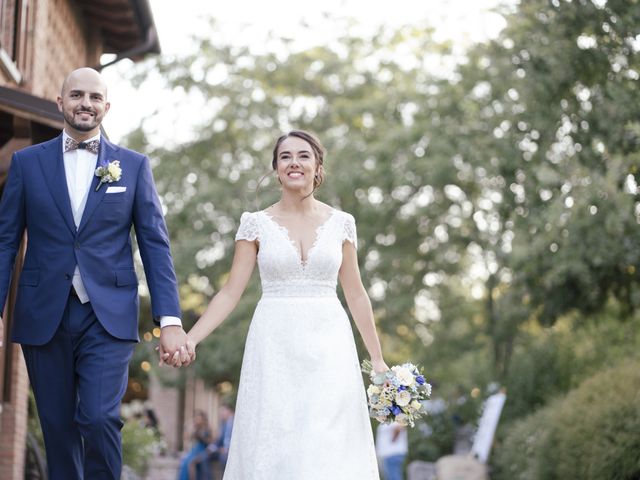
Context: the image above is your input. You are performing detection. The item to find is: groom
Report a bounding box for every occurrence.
[0,68,191,479]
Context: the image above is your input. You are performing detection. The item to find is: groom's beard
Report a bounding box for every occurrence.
[63,108,104,132]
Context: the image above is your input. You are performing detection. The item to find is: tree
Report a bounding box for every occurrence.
[122,0,640,395]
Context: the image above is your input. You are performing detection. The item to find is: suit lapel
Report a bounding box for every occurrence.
[38,135,76,235]
[77,138,119,234]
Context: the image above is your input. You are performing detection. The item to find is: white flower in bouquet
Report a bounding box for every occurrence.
[395,413,409,426]
[367,385,381,396]
[395,390,412,407]
[392,366,415,386]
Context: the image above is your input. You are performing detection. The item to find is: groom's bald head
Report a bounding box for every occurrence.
[61,67,108,98]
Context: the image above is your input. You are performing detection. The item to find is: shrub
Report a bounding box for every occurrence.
[121,420,162,475]
[492,403,555,480]
[493,357,640,480]
[407,410,456,462]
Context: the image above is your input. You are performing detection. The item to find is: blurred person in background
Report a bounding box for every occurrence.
[178,410,212,480]
[376,422,408,480]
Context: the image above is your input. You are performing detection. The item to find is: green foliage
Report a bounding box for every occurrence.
[492,405,554,480]
[502,304,640,423]
[124,22,459,383]
[501,328,576,422]
[119,0,640,435]
[121,420,162,475]
[493,357,640,480]
[407,411,456,463]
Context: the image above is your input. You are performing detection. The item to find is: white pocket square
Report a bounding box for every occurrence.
[105,186,126,193]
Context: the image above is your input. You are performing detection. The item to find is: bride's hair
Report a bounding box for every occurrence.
[271,130,325,191]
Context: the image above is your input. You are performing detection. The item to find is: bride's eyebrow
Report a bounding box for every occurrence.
[279,149,311,155]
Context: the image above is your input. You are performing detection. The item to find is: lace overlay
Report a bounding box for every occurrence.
[225,209,379,480]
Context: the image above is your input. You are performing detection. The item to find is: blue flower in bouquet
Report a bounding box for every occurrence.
[362,359,432,427]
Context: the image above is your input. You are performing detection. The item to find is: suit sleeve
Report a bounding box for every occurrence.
[0,153,26,310]
[132,155,181,322]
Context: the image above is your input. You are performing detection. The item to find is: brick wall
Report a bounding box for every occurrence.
[29,0,103,99]
[0,346,29,480]
[149,372,182,453]
[0,0,103,98]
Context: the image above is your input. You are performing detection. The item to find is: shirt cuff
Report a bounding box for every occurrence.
[159,316,182,328]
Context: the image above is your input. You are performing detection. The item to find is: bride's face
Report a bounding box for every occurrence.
[275,136,319,192]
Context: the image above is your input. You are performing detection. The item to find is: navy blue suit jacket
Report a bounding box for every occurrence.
[0,134,181,345]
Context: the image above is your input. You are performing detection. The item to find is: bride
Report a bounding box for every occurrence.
[168,130,388,479]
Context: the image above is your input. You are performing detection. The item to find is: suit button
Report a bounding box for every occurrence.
[65,273,71,280]
[74,243,80,249]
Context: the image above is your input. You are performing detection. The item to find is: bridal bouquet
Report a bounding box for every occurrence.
[362,360,432,427]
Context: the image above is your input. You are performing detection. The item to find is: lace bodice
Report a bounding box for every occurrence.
[235,209,357,297]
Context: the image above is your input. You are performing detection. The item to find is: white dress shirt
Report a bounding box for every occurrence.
[63,130,98,304]
[62,131,181,328]
[375,422,408,458]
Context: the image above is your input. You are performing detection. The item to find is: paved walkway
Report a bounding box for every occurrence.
[142,454,180,480]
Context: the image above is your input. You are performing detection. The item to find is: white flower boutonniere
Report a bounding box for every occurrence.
[95,160,122,191]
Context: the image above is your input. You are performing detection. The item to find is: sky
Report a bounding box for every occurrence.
[101,0,513,142]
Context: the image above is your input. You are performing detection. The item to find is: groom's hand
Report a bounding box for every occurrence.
[159,326,194,367]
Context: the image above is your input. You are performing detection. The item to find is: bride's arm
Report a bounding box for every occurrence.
[186,239,258,346]
[338,242,389,373]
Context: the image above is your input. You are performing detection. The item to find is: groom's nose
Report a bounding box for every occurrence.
[80,94,92,107]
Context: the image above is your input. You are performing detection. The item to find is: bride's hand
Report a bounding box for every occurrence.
[185,338,197,363]
[157,338,197,367]
[371,358,389,374]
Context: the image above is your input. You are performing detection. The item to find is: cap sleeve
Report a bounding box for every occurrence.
[235,212,259,242]
[343,212,357,249]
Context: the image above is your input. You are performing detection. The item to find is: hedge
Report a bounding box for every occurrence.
[493,357,640,480]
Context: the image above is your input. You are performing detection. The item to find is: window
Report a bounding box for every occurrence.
[0,0,30,84]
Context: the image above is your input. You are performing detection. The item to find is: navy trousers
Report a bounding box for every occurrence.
[22,293,135,480]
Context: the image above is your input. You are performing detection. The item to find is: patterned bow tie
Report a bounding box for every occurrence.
[64,137,100,155]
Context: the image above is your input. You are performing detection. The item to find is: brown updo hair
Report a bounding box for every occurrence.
[272,130,325,191]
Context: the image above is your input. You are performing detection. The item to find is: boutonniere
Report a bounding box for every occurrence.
[95,160,122,191]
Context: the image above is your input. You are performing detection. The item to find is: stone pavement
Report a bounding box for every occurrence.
[141,454,180,480]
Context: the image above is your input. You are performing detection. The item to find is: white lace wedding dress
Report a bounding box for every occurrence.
[223,209,380,480]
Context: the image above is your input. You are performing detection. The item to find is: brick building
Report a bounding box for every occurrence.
[0,1,159,478]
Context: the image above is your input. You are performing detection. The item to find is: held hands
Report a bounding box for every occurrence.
[157,325,196,368]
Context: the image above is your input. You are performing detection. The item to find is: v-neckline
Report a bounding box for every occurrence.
[261,208,337,267]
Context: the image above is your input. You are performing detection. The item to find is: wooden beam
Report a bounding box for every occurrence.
[0,137,31,175]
